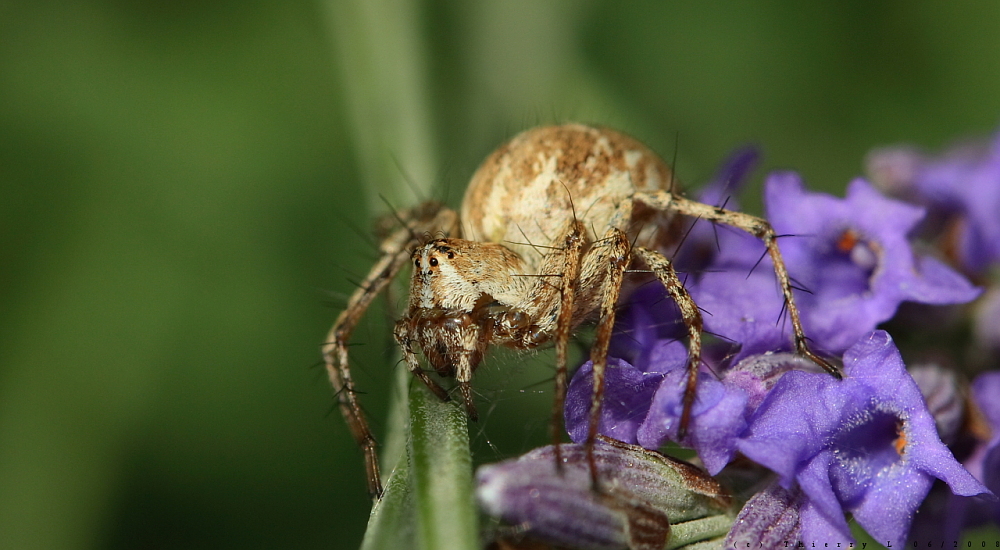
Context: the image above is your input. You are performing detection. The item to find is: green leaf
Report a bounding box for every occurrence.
[360,452,414,550]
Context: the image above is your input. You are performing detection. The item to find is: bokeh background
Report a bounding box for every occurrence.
[3,1,1000,549]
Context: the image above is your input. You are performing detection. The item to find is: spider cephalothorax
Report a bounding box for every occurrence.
[324,124,836,497]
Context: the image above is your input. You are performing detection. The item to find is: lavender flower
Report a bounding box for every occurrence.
[724,482,804,547]
[908,363,965,445]
[722,352,822,412]
[867,132,1000,275]
[556,141,995,547]
[970,371,1000,498]
[690,172,980,357]
[565,339,748,475]
[735,331,992,544]
[475,438,732,550]
[934,371,1000,538]
[564,355,665,446]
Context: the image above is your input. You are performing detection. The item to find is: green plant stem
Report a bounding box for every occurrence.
[361,371,476,550]
[407,385,477,550]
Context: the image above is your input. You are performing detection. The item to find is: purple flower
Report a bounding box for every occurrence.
[735,330,992,544]
[565,339,747,475]
[475,439,732,550]
[722,351,823,412]
[632,360,747,476]
[564,355,664,446]
[725,482,804,547]
[937,371,1000,537]
[690,172,980,357]
[974,287,1000,354]
[867,133,1000,275]
[607,283,687,366]
[970,372,1000,497]
[908,363,964,446]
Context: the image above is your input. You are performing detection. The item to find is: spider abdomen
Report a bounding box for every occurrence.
[461,124,675,270]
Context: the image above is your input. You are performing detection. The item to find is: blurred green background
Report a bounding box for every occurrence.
[2,1,999,549]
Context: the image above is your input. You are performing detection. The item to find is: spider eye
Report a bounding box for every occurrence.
[447,251,454,259]
[414,259,420,268]
[429,257,439,267]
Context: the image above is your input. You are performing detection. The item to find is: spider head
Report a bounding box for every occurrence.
[409,239,471,311]
[407,238,530,314]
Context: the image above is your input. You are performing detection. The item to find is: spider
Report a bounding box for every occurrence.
[323,124,837,498]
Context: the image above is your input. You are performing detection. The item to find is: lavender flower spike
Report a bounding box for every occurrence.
[736,330,993,545]
[476,438,732,550]
[725,482,805,547]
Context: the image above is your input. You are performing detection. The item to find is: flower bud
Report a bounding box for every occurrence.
[476,437,732,550]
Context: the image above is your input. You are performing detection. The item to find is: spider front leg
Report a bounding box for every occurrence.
[572,227,704,483]
[635,191,840,377]
[494,219,587,465]
[322,202,458,499]
[549,221,585,466]
[632,247,703,439]
[392,316,453,403]
[577,227,631,486]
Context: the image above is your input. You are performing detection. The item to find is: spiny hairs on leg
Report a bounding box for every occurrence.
[636,192,839,373]
[627,191,840,442]
[550,221,585,471]
[632,247,703,439]
[323,203,458,499]
[581,227,631,488]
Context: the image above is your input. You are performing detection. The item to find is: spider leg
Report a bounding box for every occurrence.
[579,227,631,487]
[635,191,839,377]
[393,319,452,403]
[323,203,457,499]
[455,349,478,422]
[632,247,703,439]
[551,220,586,468]
[512,219,588,468]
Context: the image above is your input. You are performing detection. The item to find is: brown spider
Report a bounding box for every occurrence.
[323,124,837,498]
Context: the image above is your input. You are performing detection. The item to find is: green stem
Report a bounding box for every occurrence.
[323,0,438,210]
[360,379,476,550]
[407,386,477,550]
